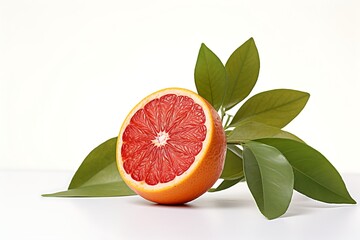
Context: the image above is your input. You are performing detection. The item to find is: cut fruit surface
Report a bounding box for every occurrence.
[116,88,226,204]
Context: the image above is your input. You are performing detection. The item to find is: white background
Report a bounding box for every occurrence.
[1,0,360,173]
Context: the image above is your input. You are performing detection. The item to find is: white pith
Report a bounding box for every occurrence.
[116,88,213,192]
[152,131,170,147]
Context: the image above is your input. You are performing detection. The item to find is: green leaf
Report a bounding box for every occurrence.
[222,37,260,110]
[68,137,119,189]
[243,141,294,219]
[227,121,303,143]
[42,182,135,197]
[220,146,244,180]
[209,178,242,192]
[43,137,136,197]
[195,43,227,111]
[227,143,243,158]
[230,89,309,128]
[257,138,356,204]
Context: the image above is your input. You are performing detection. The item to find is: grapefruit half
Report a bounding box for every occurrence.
[116,88,226,204]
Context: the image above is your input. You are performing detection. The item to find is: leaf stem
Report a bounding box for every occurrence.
[220,107,226,122]
[227,140,246,145]
[224,114,233,129]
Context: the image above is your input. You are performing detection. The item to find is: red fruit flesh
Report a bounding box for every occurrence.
[121,94,207,185]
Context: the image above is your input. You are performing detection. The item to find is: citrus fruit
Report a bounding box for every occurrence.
[116,88,226,204]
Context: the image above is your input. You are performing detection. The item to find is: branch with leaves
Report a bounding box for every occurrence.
[44,38,356,220]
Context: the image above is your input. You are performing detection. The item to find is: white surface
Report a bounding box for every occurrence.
[1,0,360,173]
[0,170,359,239]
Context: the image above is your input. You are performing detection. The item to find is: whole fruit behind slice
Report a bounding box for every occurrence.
[116,88,226,204]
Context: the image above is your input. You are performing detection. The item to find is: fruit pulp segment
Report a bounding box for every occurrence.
[121,94,207,185]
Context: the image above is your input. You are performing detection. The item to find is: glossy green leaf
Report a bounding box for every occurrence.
[209,178,242,192]
[227,121,303,143]
[223,38,260,110]
[195,43,227,111]
[230,89,310,128]
[43,137,136,197]
[243,141,294,219]
[220,146,244,180]
[257,138,356,204]
[68,137,119,189]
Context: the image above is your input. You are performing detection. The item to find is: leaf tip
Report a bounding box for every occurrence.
[348,196,357,204]
[266,215,276,220]
[261,210,283,220]
[246,37,257,47]
[200,43,208,50]
[41,193,53,197]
